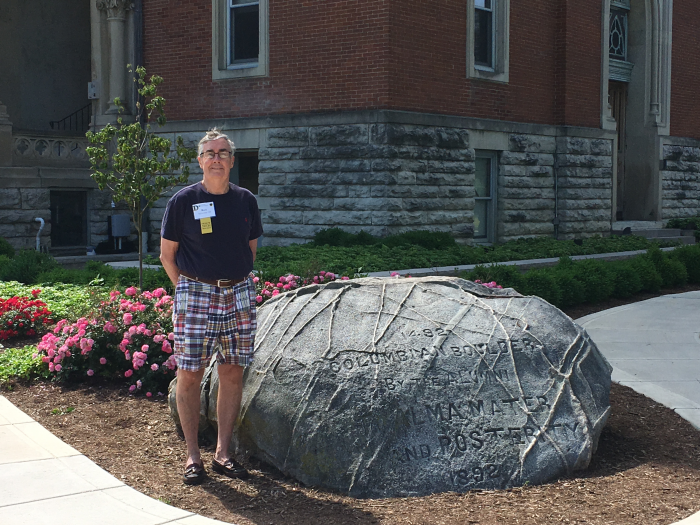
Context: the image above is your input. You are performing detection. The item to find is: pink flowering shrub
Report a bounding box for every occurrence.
[474,279,504,289]
[34,288,175,395]
[254,271,350,305]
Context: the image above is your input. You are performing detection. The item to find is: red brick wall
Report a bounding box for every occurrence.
[144,0,602,128]
[670,0,700,140]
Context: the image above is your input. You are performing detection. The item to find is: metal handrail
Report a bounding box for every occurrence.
[49,103,92,133]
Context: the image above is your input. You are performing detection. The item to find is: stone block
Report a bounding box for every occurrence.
[403,198,472,212]
[557,209,611,221]
[422,210,470,224]
[0,188,21,209]
[501,199,554,211]
[556,167,613,179]
[258,159,341,174]
[427,161,475,174]
[509,134,556,154]
[371,124,469,149]
[500,165,554,178]
[0,209,50,225]
[261,211,305,224]
[19,189,49,210]
[309,125,369,146]
[437,186,474,199]
[663,145,684,161]
[500,152,555,166]
[558,188,611,200]
[557,199,610,211]
[498,222,555,237]
[371,159,428,173]
[299,145,394,160]
[149,207,166,221]
[259,173,288,185]
[451,221,475,237]
[590,140,613,156]
[263,223,324,238]
[499,176,554,189]
[395,146,475,162]
[347,186,372,198]
[370,186,439,199]
[558,221,611,235]
[664,160,700,173]
[269,198,335,211]
[415,173,474,186]
[303,211,373,226]
[339,159,372,172]
[258,148,300,161]
[556,177,612,189]
[556,155,612,169]
[259,185,349,198]
[334,197,403,212]
[370,211,426,226]
[499,188,555,200]
[556,137,591,155]
[267,128,309,148]
[500,210,554,223]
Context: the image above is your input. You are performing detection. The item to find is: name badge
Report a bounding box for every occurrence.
[193,202,216,220]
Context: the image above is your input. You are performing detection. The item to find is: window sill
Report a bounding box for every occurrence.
[213,62,268,81]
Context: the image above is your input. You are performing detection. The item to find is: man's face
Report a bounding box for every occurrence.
[198,138,235,181]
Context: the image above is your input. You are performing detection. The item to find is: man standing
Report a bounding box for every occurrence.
[160,129,263,485]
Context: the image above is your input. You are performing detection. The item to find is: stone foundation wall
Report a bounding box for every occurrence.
[554,136,614,239]
[0,188,51,251]
[150,112,616,250]
[661,144,700,220]
[258,124,475,246]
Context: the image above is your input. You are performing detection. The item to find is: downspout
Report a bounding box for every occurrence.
[553,167,560,240]
[34,218,45,251]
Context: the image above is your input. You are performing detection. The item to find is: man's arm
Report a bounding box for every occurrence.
[160,238,180,286]
[249,238,258,262]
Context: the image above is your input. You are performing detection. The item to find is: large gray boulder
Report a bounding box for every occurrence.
[231,276,612,498]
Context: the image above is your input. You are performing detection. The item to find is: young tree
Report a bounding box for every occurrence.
[86,66,196,289]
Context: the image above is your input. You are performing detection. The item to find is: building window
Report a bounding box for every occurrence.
[50,190,87,247]
[229,1,260,66]
[473,153,497,243]
[609,3,629,61]
[474,0,494,68]
[213,0,268,80]
[233,151,259,195]
[467,0,510,83]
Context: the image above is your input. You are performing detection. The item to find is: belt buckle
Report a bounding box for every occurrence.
[216,278,232,287]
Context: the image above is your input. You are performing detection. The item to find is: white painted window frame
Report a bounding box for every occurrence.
[212,0,268,80]
[473,150,498,244]
[466,0,510,83]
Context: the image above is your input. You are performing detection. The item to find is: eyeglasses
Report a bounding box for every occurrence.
[200,150,232,159]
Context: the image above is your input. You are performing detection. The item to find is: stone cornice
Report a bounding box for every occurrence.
[96,0,131,19]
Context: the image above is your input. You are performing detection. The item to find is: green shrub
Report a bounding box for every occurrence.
[629,256,663,293]
[669,245,700,284]
[552,259,586,307]
[0,250,58,284]
[610,260,644,298]
[662,257,688,288]
[381,230,457,250]
[520,270,561,305]
[0,345,50,385]
[463,264,525,290]
[571,259,615,304]
[0,237,15,259]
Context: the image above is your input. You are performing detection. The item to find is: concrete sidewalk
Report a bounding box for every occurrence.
[1,292,700,524]
[578,290,700,430]
[0,394,226,525]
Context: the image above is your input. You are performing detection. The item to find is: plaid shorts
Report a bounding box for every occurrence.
[172,275,257,371]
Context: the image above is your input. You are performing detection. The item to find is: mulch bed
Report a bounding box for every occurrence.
[3,284,700,525]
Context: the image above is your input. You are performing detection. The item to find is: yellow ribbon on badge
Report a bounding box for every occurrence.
[200,217,212,234]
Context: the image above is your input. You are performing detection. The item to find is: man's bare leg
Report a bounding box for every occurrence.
[214,363,244,463]
[176,368,206,467]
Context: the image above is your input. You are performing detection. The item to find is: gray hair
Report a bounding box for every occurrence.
[198,128,236,156]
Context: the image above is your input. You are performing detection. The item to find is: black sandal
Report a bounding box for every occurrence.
[212,457,249,479]
[183,461,206,485]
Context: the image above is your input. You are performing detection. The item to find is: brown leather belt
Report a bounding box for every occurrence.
[179,271,245,288]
